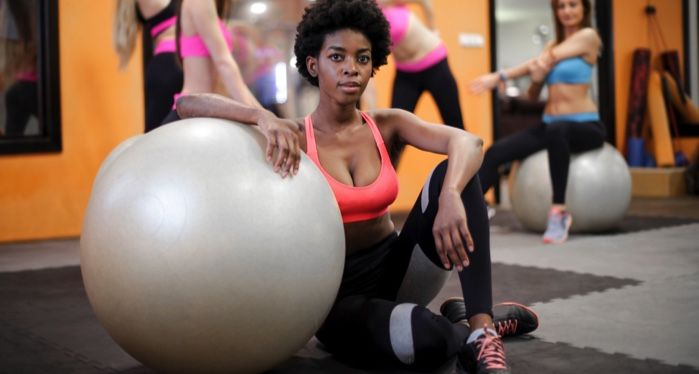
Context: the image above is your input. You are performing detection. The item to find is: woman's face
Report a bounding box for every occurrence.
[556,0,585,29]
[307,29,373,105]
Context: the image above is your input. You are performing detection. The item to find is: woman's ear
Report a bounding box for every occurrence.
[306,56,318,77]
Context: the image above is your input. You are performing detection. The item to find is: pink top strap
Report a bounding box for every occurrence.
[150,16,176,38]
[154,39,176,55]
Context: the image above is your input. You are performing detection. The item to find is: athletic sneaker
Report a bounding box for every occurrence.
[439,298,539,338]
[458,326,510,374]
[542,209,572,244]
[487,205,496,220]
[492,302,539,337]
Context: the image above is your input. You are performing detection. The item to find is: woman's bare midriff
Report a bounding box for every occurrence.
[153,28,176,46]
[544,83,598,115]
[343,213,396,256]
[181,58,218,93]
[391,13,441,63]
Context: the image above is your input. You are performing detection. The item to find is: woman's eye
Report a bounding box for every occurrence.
[330,54,343,61]
[358,55,370,64]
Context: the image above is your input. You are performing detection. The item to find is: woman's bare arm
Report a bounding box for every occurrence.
[177,93,301,177]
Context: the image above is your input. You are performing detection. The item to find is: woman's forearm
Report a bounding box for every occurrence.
[176,93,267,125]
[501,59,534,81]
[216,60,262,109]
[440,133,484,196]
[527,80,545,101]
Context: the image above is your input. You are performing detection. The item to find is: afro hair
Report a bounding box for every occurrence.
[294,0,391,86]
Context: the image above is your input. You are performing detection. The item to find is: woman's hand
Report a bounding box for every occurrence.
[536,49,555,71]
[257,112,302,178]
[528,57,551,84]
[433,190,473,272]
[468,72,500,95]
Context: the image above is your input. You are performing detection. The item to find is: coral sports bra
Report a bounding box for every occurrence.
[304,113,399,223]
[179,20,233,58]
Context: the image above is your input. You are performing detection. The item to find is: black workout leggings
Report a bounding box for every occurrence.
[144,52,182,132]
[316,160,492,371]
[479,120,606,204]
[160,109,180,125]
[390,58,465,164]
[4,80,38,137]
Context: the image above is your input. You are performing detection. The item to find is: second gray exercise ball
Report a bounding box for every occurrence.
[509,143,631,233]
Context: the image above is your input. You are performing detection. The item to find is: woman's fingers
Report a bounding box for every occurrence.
[449,228,468,270]
[434,226,472,272]
[266,127,301,178]
[433,233,451,270]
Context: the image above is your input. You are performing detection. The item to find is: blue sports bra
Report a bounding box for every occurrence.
[545,56,593,85]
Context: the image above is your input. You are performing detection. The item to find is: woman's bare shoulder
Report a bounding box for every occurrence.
[572,27,601,45]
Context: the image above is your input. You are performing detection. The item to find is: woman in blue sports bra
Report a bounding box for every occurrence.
[469,0,606,244]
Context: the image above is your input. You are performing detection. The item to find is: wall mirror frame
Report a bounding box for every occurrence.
[0,0,61,155]
[488,0,615,144]
[680,0,699,137]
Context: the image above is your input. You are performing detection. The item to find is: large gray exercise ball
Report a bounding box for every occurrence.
[509,143,631,233]
[80,118,345,373]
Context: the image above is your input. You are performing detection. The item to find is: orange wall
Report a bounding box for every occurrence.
[1,0,693,242]
[377,0,492,211]
[0,0,143,242]
[613,0,697,160]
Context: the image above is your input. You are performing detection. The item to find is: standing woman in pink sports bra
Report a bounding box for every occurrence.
[378,0,466,165]
[174,1,541,372]
[113,0,183,132]
[159,0,260,125]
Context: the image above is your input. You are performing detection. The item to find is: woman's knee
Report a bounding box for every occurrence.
[409,306,460,370]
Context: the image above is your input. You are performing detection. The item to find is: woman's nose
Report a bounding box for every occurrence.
[343,60,358,75]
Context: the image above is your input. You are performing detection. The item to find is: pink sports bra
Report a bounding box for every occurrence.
[381,5,410,45]
[305,113,399,223]
[178,20,233,58]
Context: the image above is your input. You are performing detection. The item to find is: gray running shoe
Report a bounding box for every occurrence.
[542,210,572,244]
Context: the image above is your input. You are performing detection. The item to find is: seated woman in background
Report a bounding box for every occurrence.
[470,0,606,244]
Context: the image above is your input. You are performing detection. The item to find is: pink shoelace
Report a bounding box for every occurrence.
[474,329,508,370]
[495,318,518,336]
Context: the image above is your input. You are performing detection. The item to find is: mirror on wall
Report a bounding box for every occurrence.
[0,0,61,154]
[684,0,698,106]
[489,0,614,142]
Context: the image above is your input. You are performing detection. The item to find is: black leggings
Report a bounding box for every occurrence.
[479,120,606,204]
[390,58,465,164]
[160,108,180,125]
[4,80,38,137]
[316,160,491,371]
[144,52,182,132]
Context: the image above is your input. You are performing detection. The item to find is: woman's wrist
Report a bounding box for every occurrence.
[497,70,508,82]
[439,187,461,202]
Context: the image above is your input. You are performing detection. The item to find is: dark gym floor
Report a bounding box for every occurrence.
[2,197,698,373]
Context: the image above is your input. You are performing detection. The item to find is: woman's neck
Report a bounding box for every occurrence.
[311,104,362,133]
